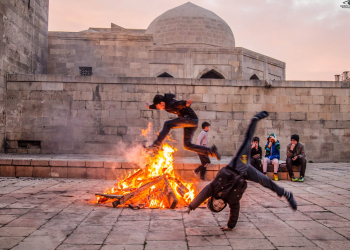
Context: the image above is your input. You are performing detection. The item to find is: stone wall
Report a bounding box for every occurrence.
[5,74,350,162]
[0,0,49,151]
[47,31,285,81]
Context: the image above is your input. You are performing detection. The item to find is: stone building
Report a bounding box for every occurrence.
[1,1,350,163]
[335,71,349,82]
[0,0,49,150]
[48,2,286,81]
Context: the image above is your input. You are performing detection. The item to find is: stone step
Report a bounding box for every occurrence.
[0,157,299,180]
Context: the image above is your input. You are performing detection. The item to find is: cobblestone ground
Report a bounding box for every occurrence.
[1,163,350,250]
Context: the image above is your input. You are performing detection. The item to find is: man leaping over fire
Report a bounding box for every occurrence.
[183,111,297,231]
[145,93,221,160]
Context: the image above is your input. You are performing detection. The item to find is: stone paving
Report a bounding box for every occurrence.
[0,163,350,250]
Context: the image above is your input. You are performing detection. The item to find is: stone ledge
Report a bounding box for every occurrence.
[7,74,345,88]
[0,159,300,180]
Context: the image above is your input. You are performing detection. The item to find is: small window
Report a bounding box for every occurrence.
[250,74,259,80]
[157,72,174,78]
[200,70,224,79]
[28,0,30,9]
[80,67,93,76]
[18,141,41,149]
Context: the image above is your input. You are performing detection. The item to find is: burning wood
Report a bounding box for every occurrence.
[168,176,189,197]
[96,143,195,209]
[119,176,165,205]
[162,178,178,209]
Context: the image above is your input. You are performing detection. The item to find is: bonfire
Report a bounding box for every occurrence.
[96,134,196,209]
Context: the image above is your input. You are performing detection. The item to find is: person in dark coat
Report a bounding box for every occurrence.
[286,134,307,182]
[182,111,297,231]
[250,137,262,172]
[145,94,221,160]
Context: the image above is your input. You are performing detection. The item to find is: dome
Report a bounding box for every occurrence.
[145,2,235,48]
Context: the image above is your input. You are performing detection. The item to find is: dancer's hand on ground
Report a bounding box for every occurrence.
[220,227,233,231]
[181,207,191,214]
[186,99,193,107]
[145,101,151,109]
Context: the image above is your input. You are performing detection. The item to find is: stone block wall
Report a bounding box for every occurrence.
[0,0,49,151]
[47,32,285,81]
[5,75,350,162]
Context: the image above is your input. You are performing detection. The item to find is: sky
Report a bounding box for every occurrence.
[48,0,350,81]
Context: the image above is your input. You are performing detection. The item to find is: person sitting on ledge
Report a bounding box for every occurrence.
[286,134,306,182]
[182,111,297,231]
[250,137,262,173]
[145,93,221,160]
[263,133,281,181]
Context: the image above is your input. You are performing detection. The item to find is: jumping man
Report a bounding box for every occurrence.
[145,93,221,160]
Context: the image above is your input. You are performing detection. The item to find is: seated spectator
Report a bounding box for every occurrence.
[286,134,306,182]
[263,133,280,181]
[250,137,262,172]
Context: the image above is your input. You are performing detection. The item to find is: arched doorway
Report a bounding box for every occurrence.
[200,70,225,79]
[250,74,259,80]
[157,72,174,78]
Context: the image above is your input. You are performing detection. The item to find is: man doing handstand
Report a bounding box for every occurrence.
[145,93,221,160]
[183,111,297,231]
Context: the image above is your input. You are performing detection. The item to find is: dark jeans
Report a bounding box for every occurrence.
[195,154,211,179]
[250,158,263,173]
[286,157,306,178]
[227,116,285,197]
[154,117,210,155]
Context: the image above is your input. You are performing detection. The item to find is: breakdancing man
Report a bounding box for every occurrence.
[145,93,221,160]
[183,111,297,231]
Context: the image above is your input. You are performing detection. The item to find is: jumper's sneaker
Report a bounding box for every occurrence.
[284,191,297,211]
[193,170,200,180]
[274,174,279,181]
[291,176,298,182]
[143,144,160,155]
[298,177,304,182]
[253,111,269,120]
[210,145,221,161]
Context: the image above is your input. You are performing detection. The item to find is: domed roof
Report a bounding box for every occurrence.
[145,2,235,48]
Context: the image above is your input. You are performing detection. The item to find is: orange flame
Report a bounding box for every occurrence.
[141,122,152,137]
[96,141,196,208]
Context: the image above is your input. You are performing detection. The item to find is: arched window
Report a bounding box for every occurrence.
[200,70,224,79]
[250,74,259,80]
[157,72,174,78]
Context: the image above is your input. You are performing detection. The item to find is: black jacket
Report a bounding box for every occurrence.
[149,93,198,119]
[251,145,262,160]
[189,166,247,228]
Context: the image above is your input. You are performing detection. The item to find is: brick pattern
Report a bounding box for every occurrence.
[5,76,350,162]
[0,164,349,250]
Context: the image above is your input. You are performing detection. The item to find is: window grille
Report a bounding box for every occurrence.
[79,67,93,76]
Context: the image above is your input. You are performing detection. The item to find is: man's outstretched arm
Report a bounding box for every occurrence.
[223,202,240,230]
[183,184,213,214]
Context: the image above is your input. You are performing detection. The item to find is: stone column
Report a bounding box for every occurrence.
[335,75,340,82]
